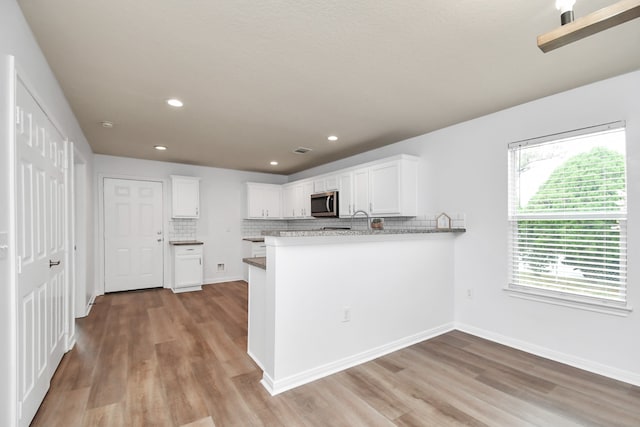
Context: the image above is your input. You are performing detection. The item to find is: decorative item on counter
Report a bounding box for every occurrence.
[435,212,452,230]
[371,217,384,230]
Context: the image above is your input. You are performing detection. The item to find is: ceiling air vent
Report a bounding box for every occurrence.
[293,147,312,154]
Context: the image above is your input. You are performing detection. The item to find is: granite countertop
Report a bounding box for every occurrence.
[169,240,204,245]
[242,237,265,242]
[243,256,266,270]
[262,228,466,238]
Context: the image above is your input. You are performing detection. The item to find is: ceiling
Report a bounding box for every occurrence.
[18,0,640,174]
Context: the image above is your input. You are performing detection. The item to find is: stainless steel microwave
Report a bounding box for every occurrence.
[310,191,339,217]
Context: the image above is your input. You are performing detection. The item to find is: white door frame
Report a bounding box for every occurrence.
[1,53,18,427]
[97,173,167,295]
[72,149,89,317]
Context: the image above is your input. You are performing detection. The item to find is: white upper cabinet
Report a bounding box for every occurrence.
[283,181,313,218]
[353,168,370,214]
[338,172,354,217]
[351,156,418,217]
[244,154,418,220]
[171,175,200,218]
[246,183,282,219]
[313,175,339,194]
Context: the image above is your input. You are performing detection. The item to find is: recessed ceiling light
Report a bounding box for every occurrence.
[328,135,338,141]
[101,121,114,128]
[154,145,168,151]
[270,161,278,166]
[166,99,184,107]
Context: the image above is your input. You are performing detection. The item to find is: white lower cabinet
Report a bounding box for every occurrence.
[172,244,204,292]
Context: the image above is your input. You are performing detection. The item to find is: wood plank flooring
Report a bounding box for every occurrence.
[31,281,640,426]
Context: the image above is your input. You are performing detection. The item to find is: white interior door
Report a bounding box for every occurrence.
[104,178,163,293]
[16,79,67,427]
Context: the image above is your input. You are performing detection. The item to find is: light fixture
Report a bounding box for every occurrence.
[327,135,338,141]
[538,0,640,52]
[556,0,576,25]
[166,98,184,107]
[270,161,278,166]
[101,121,114,128]
[154,145,168,151]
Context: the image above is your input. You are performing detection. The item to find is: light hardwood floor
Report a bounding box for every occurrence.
[32,281,640,426]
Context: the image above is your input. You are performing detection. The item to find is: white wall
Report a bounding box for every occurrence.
[94,155,287,292]
[0,1,95,426]
[287,70,640,385]
[263,233,456,394]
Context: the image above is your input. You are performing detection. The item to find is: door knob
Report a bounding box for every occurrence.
[49,260,61,268]
[157,238,163,242]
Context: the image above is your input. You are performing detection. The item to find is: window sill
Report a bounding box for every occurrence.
[503,287,633,317]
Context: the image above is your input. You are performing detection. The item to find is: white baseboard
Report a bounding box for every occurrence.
[261,322,455,396]
[171,285,203,293]
[455,322,640,387]
[203,275,245,285]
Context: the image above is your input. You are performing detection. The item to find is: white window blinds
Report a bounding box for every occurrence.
[508,122,627,305]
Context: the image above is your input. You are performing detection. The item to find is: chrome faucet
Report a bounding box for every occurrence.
[351,210,370,230]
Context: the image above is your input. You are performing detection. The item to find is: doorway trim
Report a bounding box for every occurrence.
[97,173,167,295]
[72,148,89,317]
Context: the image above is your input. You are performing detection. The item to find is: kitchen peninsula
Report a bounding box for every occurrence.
[243,228,465,395]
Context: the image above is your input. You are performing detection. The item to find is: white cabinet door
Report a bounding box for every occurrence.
[325,175,339,191]
[282,184,297,218]
[171,175,200,218]
[282,182,313,218]
[338,172,353,217]
[246,183,282,219]
[173,245,203,289]
[262,185,282,218]
[313,176,338,194]
[300,181,313,217]
[369,161,401,215]
[313,179,326,194]
[353,168,370,213]
[350,157,417,217]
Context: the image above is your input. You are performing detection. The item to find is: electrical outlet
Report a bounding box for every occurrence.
[217,263,225,272]
[342,306,351,322]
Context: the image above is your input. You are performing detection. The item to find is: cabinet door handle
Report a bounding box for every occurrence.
[369,202,373,212]
[199,258,202,265]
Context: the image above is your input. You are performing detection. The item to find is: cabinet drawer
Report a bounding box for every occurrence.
[174,245,203,256]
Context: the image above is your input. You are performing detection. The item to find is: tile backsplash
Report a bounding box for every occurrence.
[241,213,466,237]
[169,219,198,241]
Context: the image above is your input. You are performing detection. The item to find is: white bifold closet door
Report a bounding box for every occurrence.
[16,78,67,427]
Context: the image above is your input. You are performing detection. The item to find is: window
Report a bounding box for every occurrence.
[508,122,628,309]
